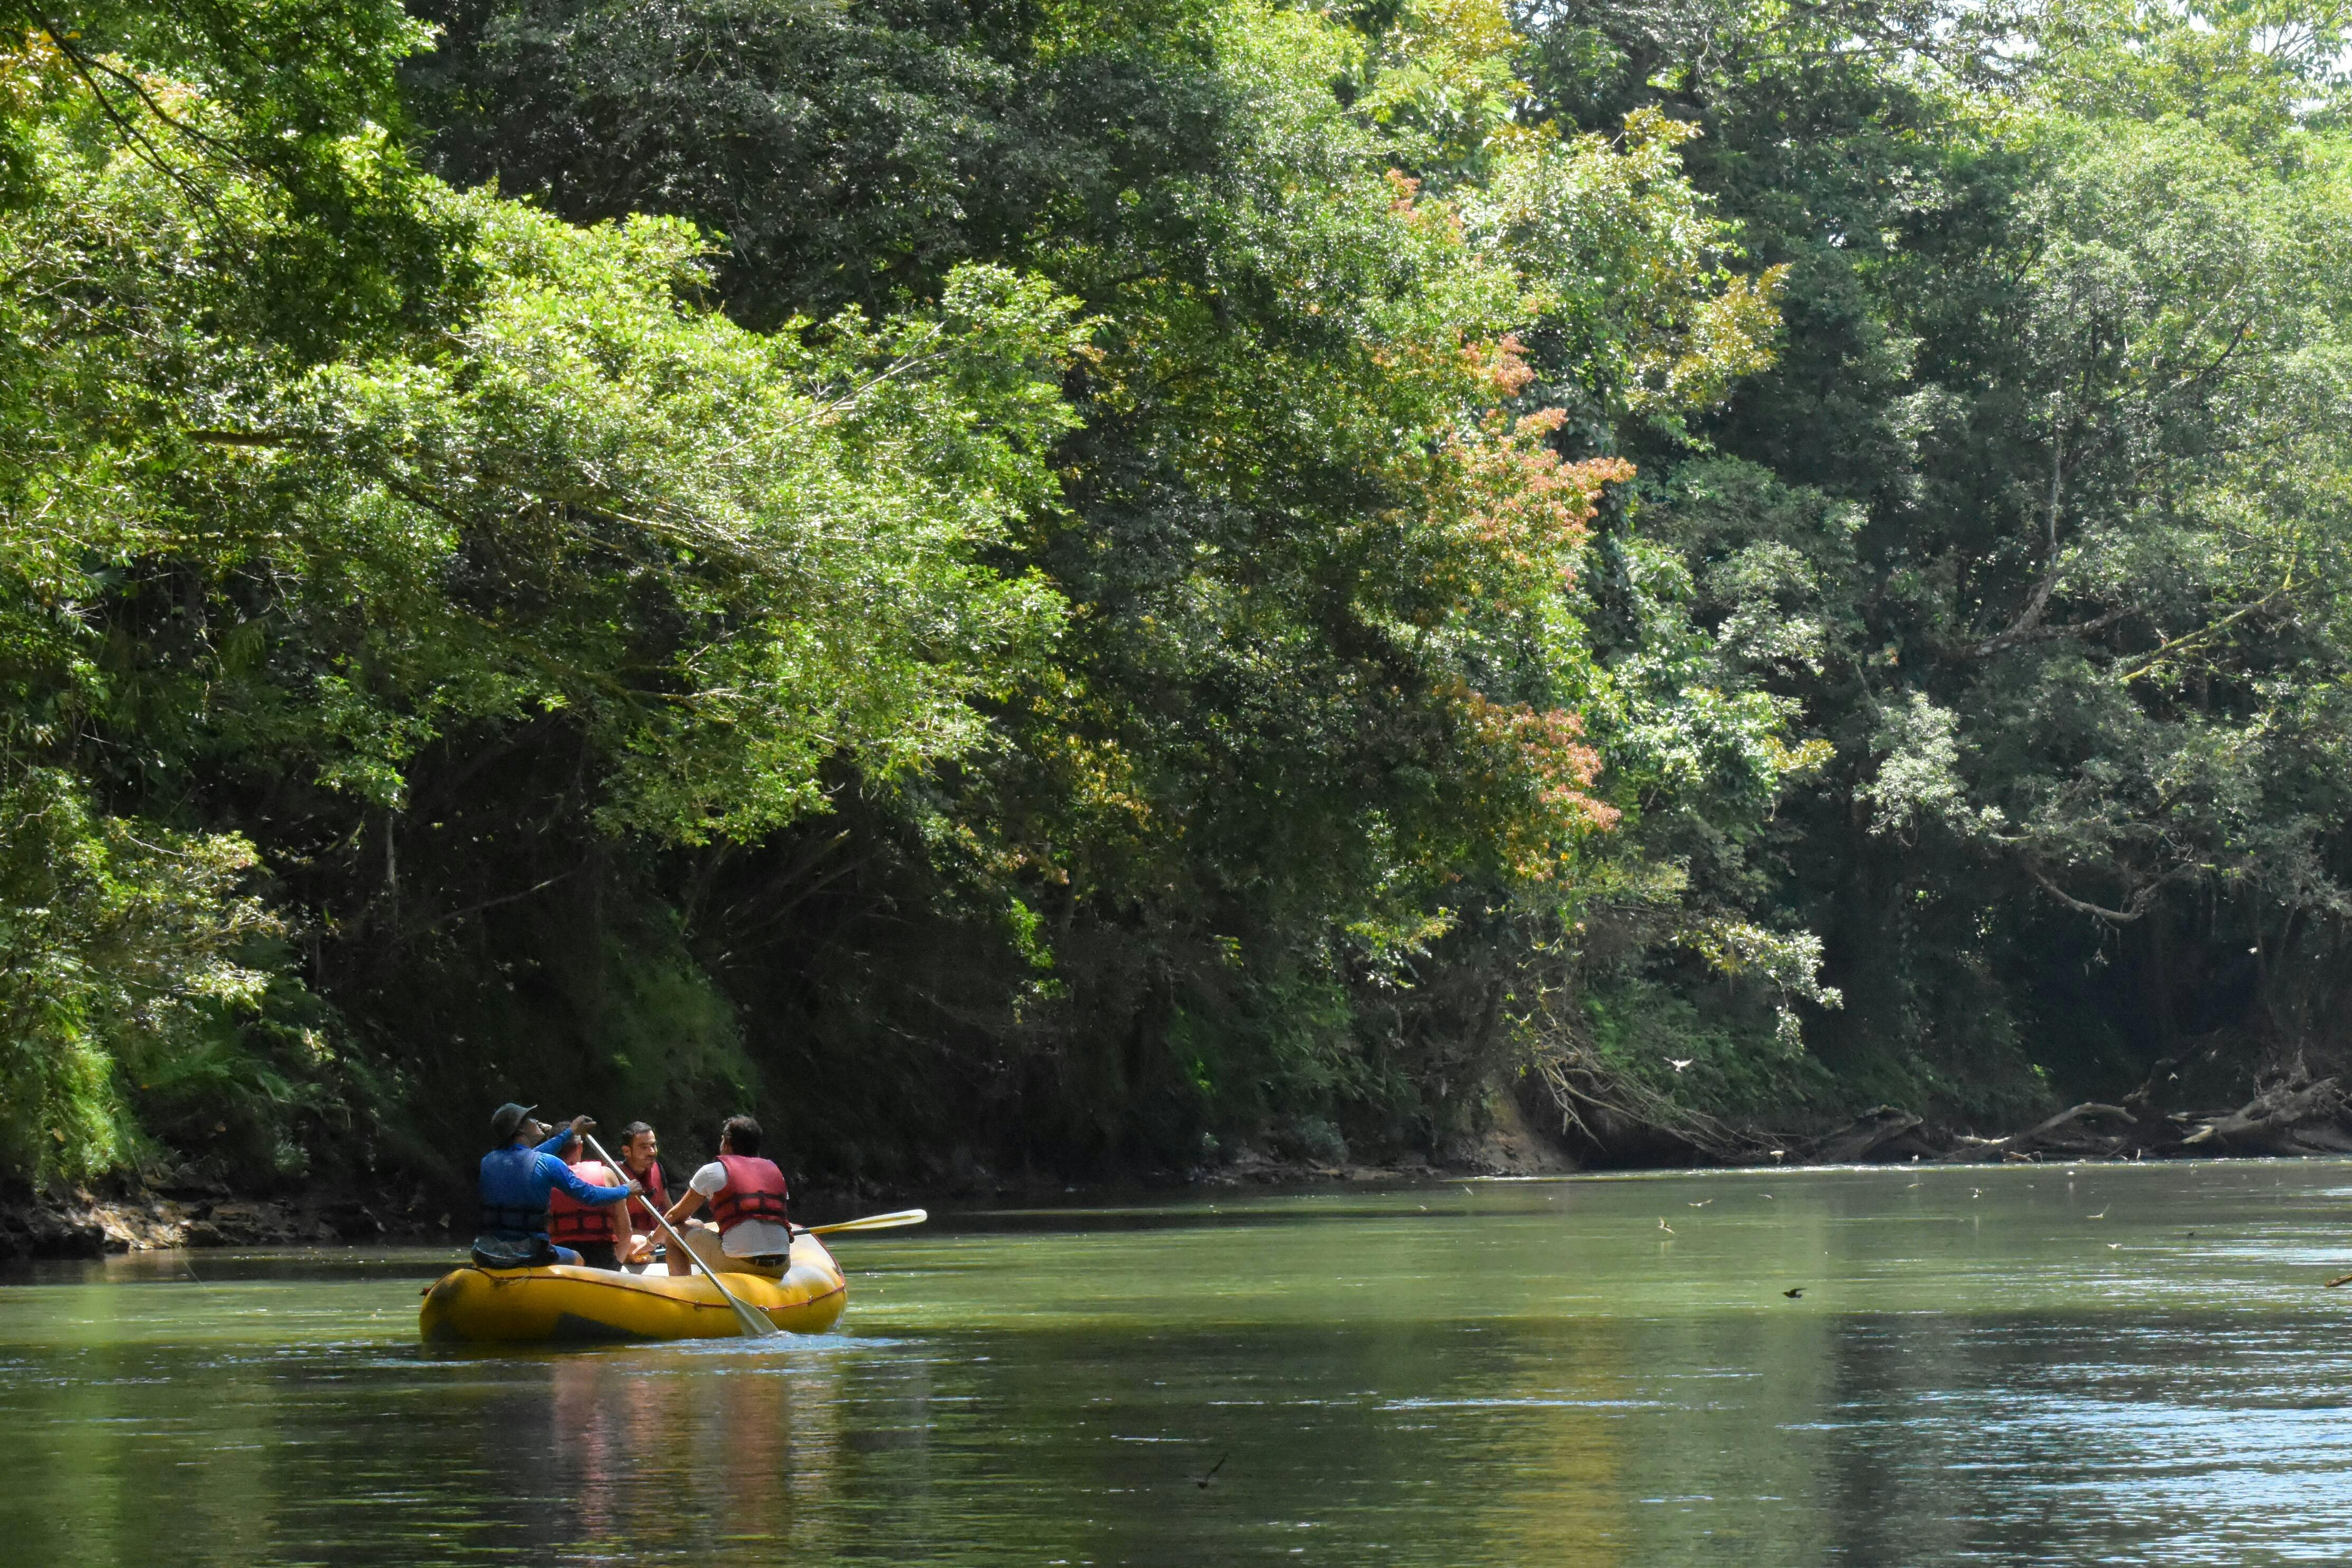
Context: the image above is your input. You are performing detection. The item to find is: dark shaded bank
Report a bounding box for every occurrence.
[0,1097,1576,1261]
[11,1064,2348,1261]
[1537,1045,2352,1168]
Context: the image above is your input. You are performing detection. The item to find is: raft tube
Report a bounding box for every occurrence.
[419,1232,847,1342]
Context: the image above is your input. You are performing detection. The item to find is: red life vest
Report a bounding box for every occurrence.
[622,1159,669,1233]
[709,1154,789,1235]
[546,1159,620,1246]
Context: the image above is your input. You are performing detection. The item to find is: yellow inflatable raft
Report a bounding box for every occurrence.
[419,1232,847,1343]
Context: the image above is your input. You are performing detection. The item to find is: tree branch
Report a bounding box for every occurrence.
[1961,601,2136,660]
[25,13,233,226]
[1964,405,2070,657]
[406,867,577,936]
[2023,860,2154,923]
[187,429,299,448]
[2115,570,2296,683]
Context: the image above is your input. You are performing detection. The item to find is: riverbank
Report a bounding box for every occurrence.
[8,1062,2340,1261]
[0,1175,447,1261]
[0,1096,1579,1261]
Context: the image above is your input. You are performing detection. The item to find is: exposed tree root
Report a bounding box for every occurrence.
[1520,1043,2352,1168]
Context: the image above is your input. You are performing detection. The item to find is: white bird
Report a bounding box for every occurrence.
[1688,1199,1712,1208]
[1667,1057,1694,1073]
[2087,1208,2108,1220]
[1659,1218,1675,1235]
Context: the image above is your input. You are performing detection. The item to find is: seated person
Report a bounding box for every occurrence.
[545,1137,628,1269]
[613,1120,672,1270]
[661,1115,792,1278]
[473,1102,636,1269]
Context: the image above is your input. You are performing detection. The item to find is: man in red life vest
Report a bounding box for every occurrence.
[612,1120,672,1270]
[544,1136,627,1269]
[660,1114,792,1278]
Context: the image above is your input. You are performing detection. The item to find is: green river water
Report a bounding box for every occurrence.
[6,1160,2352,1566]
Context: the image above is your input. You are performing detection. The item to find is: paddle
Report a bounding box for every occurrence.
[795,1208,927,1237]
[2328,1273,2352,1289]
[580,1131,779,1340]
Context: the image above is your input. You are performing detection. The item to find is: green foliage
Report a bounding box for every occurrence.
[3,60,1082,837]
[1515,0,2352,1120]
[0,768,276,1179]
[0,14,1091,1180]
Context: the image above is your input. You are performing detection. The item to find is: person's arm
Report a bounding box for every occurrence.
[665,1162,725,1226]
[534,1114,596,1158]
[607,1188,628,1248]
[540,1154,636,1205]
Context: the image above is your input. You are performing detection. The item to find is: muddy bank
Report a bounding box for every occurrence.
[1190,1100,1578,1189]
[0,1174,448,1262]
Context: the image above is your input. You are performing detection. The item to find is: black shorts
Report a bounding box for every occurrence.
[572,1241,621,1270]
[471,1235,558,1269]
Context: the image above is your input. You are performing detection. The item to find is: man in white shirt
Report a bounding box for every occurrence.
[662,1114,793,1278]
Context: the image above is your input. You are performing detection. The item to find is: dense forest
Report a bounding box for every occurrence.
[6,0,2352,1198]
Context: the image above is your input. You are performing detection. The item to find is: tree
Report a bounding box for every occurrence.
[1,16,1084,1177]
[1519,0,2352,1121]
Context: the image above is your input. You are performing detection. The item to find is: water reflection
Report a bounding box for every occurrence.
[8,1163,2352,1564]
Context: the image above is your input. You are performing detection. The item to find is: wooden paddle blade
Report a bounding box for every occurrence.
[804,1208,928,1236]
[727,1296,781,1338]
[2327,1272,2352,1289]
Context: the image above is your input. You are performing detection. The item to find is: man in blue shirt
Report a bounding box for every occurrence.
[473,1101,639,1268]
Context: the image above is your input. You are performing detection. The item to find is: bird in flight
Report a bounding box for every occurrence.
[1688,1199,1712,1208]
[1783,1287,1805,1299]
[1667,1057,1694,1073]
[1194,1454,1228,1490]
[1658,1218,1675,1235]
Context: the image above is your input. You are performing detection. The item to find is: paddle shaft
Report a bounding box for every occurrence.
[581,1132,777,1339]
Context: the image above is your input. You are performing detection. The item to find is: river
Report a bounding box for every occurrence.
[5,1160,2351,1565]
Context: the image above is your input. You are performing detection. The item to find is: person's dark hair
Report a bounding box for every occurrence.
[618,1120,654,1147]
[719,1115,762,1157]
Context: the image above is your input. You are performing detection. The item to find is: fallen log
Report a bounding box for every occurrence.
[1808,1107,1929,1164]
[2181,1077,2352,1155]
[1939,1102,2137,1163]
